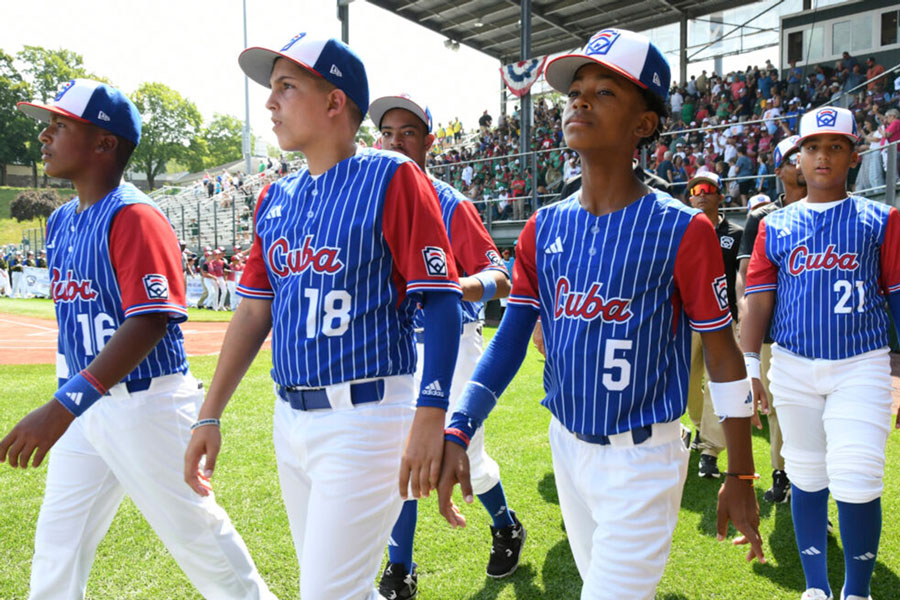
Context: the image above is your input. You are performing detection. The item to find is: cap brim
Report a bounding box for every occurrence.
[238,47,322,88]
[686,174,721,191]
[16,102,91,125]
[369,96,429,131]
[545,54,647,94]
[797,131,858,145]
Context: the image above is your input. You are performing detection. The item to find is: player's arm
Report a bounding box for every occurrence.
[437,215,541,527]
[184,296,272,495]
[739,222,777,415]
[383,163,463,500]
[450,200,511,303]
[878,207,900,432]
[677,214,764,564]
[734,211,760,320]
[1,205,188,469]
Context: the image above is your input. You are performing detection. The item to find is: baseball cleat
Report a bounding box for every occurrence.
[800,589,832,600]
[698,454,720,478]
[764,469,791,503]
[840,589,872,600]
[690,432,703,452]
[378,561,417,600]
[487,512,526,578]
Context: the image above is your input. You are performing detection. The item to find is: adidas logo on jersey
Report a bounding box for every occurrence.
[800,546,821,556]
[330,64,343,78]
[544,237,563,254]
[97,110,111,122]
[66,391,83,406]
[422,380,444,397]
[266,205,283,219]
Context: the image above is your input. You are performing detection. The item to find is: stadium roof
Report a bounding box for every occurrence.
[366,0,763,63]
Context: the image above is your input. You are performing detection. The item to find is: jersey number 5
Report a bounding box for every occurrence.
[602,339,633,391]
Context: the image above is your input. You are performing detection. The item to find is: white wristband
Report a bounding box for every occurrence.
[709,377,754,419]
[744,355,761,380]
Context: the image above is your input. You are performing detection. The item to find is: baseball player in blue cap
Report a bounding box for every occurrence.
[369,93,517,597]
[184,34,463,600]
[436,28,764,599]
[743,106,900,600]
[0,79,274,599]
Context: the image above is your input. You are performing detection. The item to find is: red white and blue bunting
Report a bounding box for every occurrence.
[500,56,548,97]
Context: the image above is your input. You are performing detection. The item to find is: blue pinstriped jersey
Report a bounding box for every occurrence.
[412,177,508,329]
[237,149,460,388]
[746,197,900,360]
[511,191,732,436]
[46,184,188,382]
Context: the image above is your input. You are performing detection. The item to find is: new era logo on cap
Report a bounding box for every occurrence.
[545,28,670,103]
[16,79,142,145]
[798,106,858,145]
[239,32,369,115]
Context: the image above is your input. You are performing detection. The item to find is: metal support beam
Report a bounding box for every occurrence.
[337,0,352,44]
[680,13,688,87]
[519,0,531,170]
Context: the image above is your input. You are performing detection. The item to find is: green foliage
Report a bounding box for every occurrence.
[184,113,244,173]
[9,188,62,223]
[0,51,40,179]
[356,121,376,146]
[15,45,103,103]
[129,82,203,189]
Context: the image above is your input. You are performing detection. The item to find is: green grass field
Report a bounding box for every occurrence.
[0,297,235,322]
[0,325,898,599]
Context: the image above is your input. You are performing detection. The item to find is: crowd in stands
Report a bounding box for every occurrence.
[427,52,899,219]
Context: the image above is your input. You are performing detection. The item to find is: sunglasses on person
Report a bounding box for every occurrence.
[783,153,800,166]
[690,182,719,196]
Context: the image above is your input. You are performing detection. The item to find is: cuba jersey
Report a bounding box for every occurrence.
[412,177,508,329]
[510,191,732,436]
[237,149,461,388]
[745,197,900,359]
[46,184,189,382]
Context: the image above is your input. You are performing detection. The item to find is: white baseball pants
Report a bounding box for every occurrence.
[227,280,239,310]
[548,417,688,600]
[29,371,274,600]
[768,345,893,503]
[272,375,416,600]
[215,276,227,310]
[416,321,501,494]
[12,271,25,298]
[0,269,10,296]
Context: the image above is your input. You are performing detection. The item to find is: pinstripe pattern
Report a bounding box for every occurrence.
[515,191,727,436]
[747,197,895,359]
[46,184,188,382]
[238,149,458,388]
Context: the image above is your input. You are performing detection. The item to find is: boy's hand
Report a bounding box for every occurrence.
[0,400,75,469]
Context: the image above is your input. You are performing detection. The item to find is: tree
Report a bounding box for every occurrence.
[129,82,202,190]
[10,189,64,224]
[0,51,39,186]
[356,121,376,147]
[183,113,244,173]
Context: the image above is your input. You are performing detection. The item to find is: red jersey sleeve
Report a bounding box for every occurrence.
[744,220,778,295]
[383,162,461,296]
[674,214,733,331]
[507,214,540,311]
[236,184,275,300]
[109,204,187,322]
[448,200,509,278]
[880,207,900,295]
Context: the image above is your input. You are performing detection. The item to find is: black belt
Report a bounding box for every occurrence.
[575,424,653,446]
[277,380,384,411]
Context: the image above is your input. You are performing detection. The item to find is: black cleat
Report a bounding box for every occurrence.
[487,512,526,578]
[378,561,417,600]
[698,454,720,478]
[763,469,791,503]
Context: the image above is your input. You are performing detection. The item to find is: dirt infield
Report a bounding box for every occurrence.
[0,312,271,365]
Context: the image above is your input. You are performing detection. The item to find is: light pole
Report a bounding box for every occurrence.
[242,0,252,175]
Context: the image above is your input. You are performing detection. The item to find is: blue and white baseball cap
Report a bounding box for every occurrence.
[773,135,800,169]
[747,193,772,211]
[239,32,369,115]
[545,28,670,102]
[369,94,433,133]
[16,79,141,145]
[798,106,858,145]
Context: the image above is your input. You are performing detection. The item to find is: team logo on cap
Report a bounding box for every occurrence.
[54,80,76,102]
[143,274,169,300]
[422,246,448,277]
[816,108,838,128]
[586,29,621,56]
[281,32,306,52]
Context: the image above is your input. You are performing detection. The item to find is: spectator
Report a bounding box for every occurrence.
[736,146,755,203]
[867,56,886,93]
[855,116,884,193]
[696,69,709,95]
[478,109,492,132]
[657,150,675,185]
[787,60,803,98]
[845,63,866,93]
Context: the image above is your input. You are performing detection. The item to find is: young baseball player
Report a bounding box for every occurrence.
[0,79,274,600]
[684,172,746,479]
[735,134,805,504]
[369,93,516,597]
[743,106,900,600]
[183,34,463,600]
[436,29,764,599]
